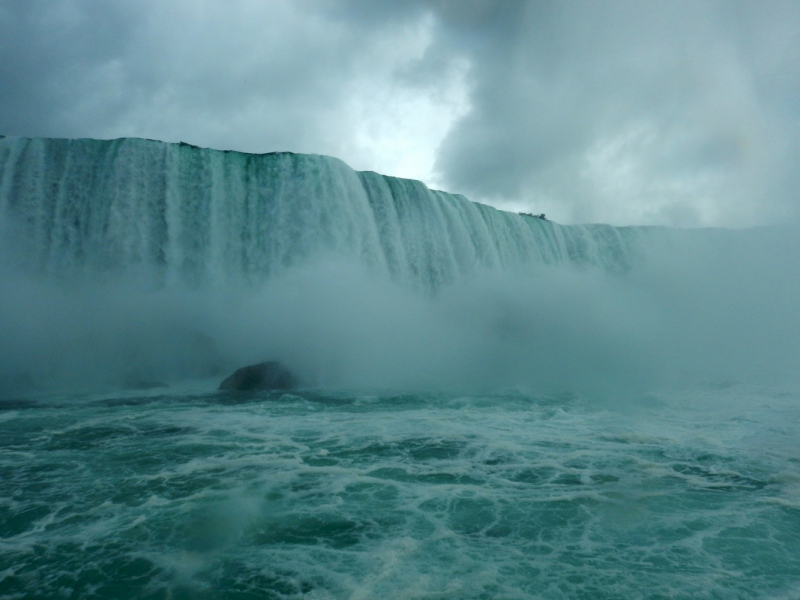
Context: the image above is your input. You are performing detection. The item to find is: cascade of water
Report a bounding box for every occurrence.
[3,136,800,392]
[0,136,646,289]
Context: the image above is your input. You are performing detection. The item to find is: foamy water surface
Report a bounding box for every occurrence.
[1,382,799,599]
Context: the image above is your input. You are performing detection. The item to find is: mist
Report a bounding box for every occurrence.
[2,224,799,396]
[1,137,798,397]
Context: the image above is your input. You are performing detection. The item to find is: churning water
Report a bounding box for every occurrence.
[3,383,800,599]
[1,137,799,598]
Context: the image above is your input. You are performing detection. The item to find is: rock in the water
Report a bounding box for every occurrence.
[218,361,298,391]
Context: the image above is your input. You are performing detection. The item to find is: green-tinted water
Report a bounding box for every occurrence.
[2,383,799,599]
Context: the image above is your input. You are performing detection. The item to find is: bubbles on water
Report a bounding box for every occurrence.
[2,385,799,598]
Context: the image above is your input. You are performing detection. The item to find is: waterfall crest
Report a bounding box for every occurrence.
[0,136,646,288]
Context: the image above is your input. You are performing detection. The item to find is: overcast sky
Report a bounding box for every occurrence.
[1,0,798,226]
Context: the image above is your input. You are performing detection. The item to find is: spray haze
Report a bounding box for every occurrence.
[1,137,798,395]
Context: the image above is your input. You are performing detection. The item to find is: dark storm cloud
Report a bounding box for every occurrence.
[0,0,453,155]
[1,0,799,225]
[336,0,800,224]
[0,0,142,134]
[428,0,800,225]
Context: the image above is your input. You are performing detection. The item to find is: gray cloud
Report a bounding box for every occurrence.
[0,0,141,133]
[1,0,798,226]
[0,1,455,153]
[425,0,800,225]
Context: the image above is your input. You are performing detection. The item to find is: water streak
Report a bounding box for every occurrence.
[0,137,644,289]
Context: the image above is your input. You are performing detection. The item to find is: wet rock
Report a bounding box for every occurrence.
[218,361,298,391]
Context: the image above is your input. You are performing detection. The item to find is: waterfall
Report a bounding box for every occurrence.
[0,136,646,289]
[1,136,799,391]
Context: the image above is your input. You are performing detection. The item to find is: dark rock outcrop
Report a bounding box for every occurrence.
[218,361,298,391]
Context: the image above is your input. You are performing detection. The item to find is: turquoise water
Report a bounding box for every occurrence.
[3,382,799,599]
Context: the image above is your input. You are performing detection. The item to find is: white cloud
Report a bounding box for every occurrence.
[336,14,471,184]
